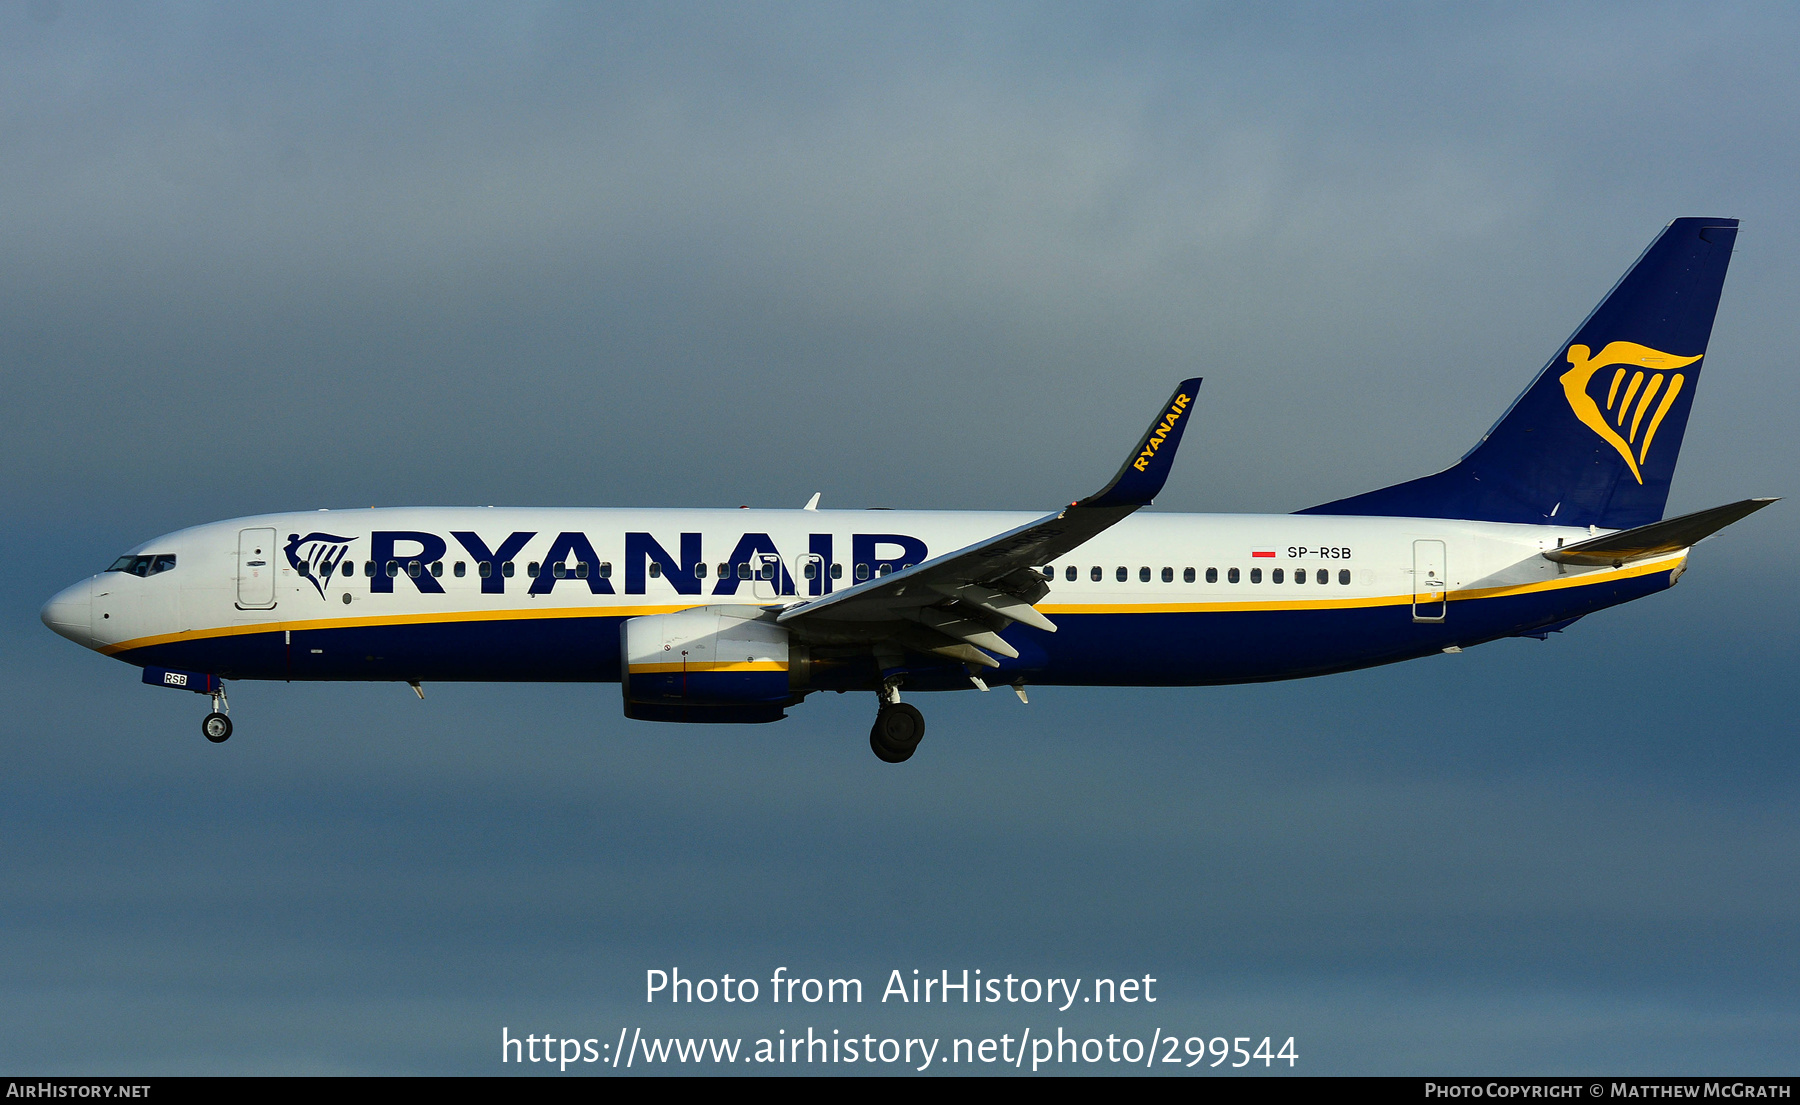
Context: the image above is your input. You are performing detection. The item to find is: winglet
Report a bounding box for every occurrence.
[1076,378,1202,509]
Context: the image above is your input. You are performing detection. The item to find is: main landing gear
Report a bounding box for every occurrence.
[869,681,924,763]
[201,685,232,743]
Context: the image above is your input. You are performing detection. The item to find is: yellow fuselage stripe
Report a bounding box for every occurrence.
[101,555,1683,656]
[628,661,787,674]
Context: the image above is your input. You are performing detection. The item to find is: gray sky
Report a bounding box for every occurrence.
[3,1,1797,1074]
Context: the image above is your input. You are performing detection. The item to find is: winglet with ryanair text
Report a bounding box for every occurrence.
[1077,378,1203,509]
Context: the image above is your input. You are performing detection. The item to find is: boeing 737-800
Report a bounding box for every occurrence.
[41,217,1774,762]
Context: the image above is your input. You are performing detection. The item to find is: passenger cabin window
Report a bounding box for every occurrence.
[1066,565,1077,582]
[1318,569,1330,585]
[856,563,870,581]
[408,561,422,578]
[386,561,400,578]
[831,563,843,579]
[1339,569,1351,585]
[431,561,444,578]
[718,562,732,579]
[1184,567,1195,583]
[738,563,752,580]
[600,562,612,579]
[694,563,707,579]
[478,561,492,578]
[552,562,567,579]
[576,562,590,579]
[1115,566,1127,582]
[1228,567,1240,583]
[502,562,515,578]
[1041,566,1054,580]
[1162,567,1173,583]
[341,562,353,577]
[648,562,662,579]
[1205,567,1217,583]
[1138,566,1150,582]
[1090,566,1102,582]
[1250,567,1262,583]
[1272,568,1284,583]
[454,562,466,578]
[527,562,540,578]
[803,562,818,580]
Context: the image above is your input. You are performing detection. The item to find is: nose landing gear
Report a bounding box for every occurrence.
[868,681,924,763]
[201,685,231,743]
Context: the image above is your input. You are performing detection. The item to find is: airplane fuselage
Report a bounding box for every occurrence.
[43,506,1680,694]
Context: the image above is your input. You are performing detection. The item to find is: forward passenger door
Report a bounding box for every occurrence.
[237,527,278,610]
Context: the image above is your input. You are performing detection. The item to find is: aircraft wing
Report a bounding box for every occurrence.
[776,379,1201,668]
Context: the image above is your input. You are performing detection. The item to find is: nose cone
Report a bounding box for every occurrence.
[41,578,95,648]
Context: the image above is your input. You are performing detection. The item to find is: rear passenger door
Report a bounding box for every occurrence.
[1411,539,1446,623]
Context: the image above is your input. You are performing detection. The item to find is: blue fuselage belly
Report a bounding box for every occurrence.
[114,568,1672,688]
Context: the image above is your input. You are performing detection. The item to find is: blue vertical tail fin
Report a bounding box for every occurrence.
[1299,217,1738,529]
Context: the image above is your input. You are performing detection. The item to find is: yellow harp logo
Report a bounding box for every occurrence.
[1559,342,1701,484]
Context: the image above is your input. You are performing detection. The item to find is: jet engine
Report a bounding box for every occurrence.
[620,607,806,723]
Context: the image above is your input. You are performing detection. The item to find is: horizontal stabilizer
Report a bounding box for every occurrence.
[1543,498,1777,565]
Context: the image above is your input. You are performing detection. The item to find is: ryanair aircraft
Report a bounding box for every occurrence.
[41,218,1775,762]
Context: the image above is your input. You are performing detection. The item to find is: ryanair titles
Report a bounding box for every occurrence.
[1132,392,1191,472]
[283,529,929,600]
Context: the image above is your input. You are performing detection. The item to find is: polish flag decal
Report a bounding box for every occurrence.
[1251,549,1277,558]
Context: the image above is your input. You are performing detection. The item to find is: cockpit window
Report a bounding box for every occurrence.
[106,554,176,577]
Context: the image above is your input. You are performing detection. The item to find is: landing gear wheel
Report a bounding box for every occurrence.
[202,712,233,743]
[869,703,924,763]
[869,728,909,763]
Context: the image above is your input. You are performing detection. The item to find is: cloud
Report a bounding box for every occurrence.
[9,3,1796,525]
[3,3,1798,1072]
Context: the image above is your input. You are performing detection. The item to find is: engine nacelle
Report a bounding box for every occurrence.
[620,607,802,723]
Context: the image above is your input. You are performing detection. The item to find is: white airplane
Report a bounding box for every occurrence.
[42,217,1774,762]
